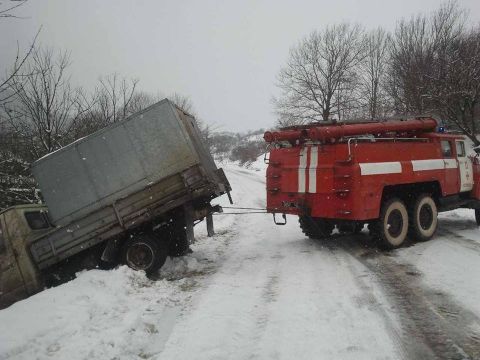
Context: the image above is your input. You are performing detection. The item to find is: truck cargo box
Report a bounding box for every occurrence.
[32,99,220,226]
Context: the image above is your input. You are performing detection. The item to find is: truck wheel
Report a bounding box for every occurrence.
[169,230,190,257]
[122,233,168,274]
[299,216,334,239]
[475,209,480,226]
[408,194,438,241]
[372,198,409,249]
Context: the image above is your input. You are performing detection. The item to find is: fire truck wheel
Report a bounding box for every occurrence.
[409,194,438,241]
[475,209,480,226]
[122,233,168,274]
[372,198,409,249]
[299,216,334,239]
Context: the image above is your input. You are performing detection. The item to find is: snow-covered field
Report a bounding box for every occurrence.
[1,160,480,360]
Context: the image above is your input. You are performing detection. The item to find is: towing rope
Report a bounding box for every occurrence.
[214,211,268,215]
[213,206,268,215]
[221,206,267,211]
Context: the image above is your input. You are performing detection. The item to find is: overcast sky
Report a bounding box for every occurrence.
[1,0,479,132]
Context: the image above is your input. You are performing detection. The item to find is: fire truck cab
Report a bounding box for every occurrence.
[264,118,480,249]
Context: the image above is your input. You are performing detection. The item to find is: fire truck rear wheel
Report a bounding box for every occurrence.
[299,216,334,239]
[408,194,438,241]
[372,198,409,249]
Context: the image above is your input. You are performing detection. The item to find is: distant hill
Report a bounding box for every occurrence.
[204,128,267,166]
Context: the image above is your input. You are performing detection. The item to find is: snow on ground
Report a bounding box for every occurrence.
[1,160,480,359]
[396,209,480,316]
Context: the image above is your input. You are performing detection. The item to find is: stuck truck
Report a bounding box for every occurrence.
[0,99,231,308]
[264,117,480,248]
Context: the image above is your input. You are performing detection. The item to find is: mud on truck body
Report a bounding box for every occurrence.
[0,99,231,308]
[264,117,480,248]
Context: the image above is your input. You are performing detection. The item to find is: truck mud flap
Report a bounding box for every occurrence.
[273,213,287,225]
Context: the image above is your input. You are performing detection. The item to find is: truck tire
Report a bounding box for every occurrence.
[371,198,409,249]
[475,209,480,226]
[299,216,334,239]
[169,229,190,257]
[408,194,438,241]
[122,233,168,274]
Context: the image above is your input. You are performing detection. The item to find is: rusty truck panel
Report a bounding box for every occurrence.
[0,205,47,308]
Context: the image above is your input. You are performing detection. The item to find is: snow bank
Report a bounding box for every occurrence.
[0,267,183,359]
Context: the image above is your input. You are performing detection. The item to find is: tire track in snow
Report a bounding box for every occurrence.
[218,166,480,359]
[322,239,412,360]
[247,234,405,359]
[335,236,480,360]
[224,171,400,359]
[160,166,403,359]
[436,227,480,255]
[158,165,287,359]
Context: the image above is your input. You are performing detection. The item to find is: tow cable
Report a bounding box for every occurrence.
[213,206,268,215]
[212,206,287,224]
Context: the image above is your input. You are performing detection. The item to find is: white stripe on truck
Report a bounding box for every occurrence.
[359,162,402,175]
[411,159,458,171]
[298,147,307,193]
[411,159,445,171]
[444,159,458,169]
[308,146,318,193]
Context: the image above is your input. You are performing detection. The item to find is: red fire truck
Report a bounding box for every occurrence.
[264,117,480,249]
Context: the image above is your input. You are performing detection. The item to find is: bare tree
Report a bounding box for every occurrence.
[170,92,196,116]
[2,47,93,157]
[127,91,158,114]
[431,27,480,145]
[0,31,41,107]
[388,15,433,113]
[359,28,390,119]
[168,92,218,148]
[95,73,139,124]
[69,82,150,140]
[388,1,466,114]
[0,0,28,19]
[0,0,40,106]
[0,124,36,208]
[388,1,480,144]
[274,23,366,126]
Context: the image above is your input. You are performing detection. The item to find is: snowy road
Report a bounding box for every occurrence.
[1,162,480,360]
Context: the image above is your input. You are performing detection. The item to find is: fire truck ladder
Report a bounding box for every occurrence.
[333,159,354,216]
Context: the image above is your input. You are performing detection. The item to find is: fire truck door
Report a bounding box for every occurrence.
[456,140,474,192]
[441,140,458,193]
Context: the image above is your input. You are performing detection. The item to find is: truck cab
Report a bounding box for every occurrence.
[0,204,52,308]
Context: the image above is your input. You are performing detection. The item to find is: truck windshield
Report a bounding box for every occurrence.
[24,211,50,230]
[441,140,452,157]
